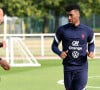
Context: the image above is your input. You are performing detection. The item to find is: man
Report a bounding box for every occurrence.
[51,4,94,90]
[0,8,10,70]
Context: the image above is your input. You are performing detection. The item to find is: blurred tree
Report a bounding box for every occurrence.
[1,0,34,17]
[37,0,63,32]
[0,0,99,32]
[78,0,100,17]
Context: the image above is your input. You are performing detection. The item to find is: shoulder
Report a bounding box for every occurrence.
[80,24,93,31]
[55,24,69,36]
[57,24,70,32]
[80,24,94,38]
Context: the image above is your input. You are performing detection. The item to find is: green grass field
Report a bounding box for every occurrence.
[0,59,100,90]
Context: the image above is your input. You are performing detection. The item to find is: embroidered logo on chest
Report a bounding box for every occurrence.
[81,34,85,39]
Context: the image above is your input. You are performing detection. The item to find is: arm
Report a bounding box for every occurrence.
[52,36,62,56]
[87,30,95,58]
[52,33,62,56]
[52,40,68,59]
[51,28,68,59]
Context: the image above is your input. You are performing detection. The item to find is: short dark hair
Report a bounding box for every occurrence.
[65,4,80,12]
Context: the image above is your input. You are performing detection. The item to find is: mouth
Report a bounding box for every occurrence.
[68,19,72,23]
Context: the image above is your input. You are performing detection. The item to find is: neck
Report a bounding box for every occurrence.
[74,20,80,26]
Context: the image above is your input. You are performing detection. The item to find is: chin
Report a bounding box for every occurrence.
[69,22,74,25]
[69,22,74,24]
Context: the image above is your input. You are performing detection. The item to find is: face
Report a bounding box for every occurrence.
[66,10,80,25]
[0,9,3,23]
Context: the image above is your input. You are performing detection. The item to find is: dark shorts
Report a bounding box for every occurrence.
[64,69,88,90]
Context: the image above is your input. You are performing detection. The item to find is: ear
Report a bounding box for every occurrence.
[76,10,80,17]
[78,12,80,17]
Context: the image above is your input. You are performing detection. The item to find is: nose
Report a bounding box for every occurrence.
[68,15,71,20]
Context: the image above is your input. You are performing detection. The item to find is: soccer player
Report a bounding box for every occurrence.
[0,8,10,70]
[51,4,94,90]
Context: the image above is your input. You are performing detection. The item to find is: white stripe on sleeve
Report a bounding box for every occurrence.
[54,34,59,44]
[88,35,94,44]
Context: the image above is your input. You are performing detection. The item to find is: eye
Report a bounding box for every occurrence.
[67,14,73,17]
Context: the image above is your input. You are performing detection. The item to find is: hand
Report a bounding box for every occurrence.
[87,52,94,58]
[0,59,10,70]
[60,50,68,59]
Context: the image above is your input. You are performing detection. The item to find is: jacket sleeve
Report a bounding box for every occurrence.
[87,29,95,52]
[51,28,62,56]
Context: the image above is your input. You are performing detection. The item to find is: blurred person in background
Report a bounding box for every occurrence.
[52,4,94,90]
[0,8,10,70]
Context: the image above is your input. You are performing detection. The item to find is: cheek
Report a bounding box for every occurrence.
[73,16,78,21]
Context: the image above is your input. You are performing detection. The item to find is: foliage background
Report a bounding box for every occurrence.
[0,0,100,33]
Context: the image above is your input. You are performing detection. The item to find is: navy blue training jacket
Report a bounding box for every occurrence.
[52,23,95,71]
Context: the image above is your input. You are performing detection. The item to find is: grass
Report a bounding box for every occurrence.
[0,59,100,90]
